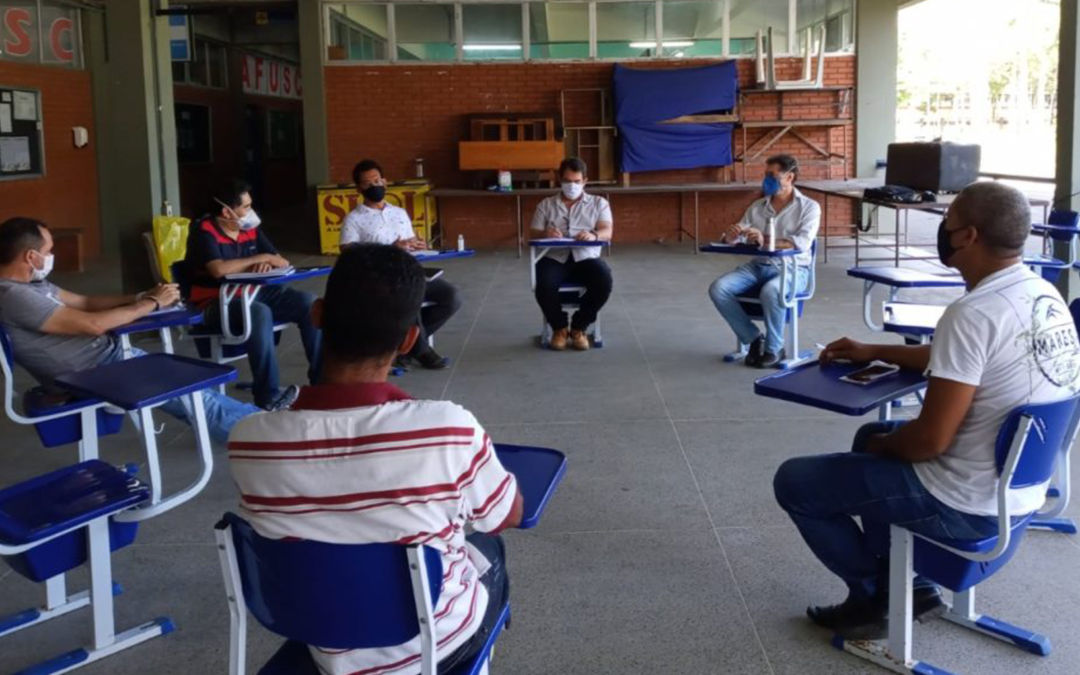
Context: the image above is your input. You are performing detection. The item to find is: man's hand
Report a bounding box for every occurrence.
[250,262,273,274]
[743,228,764,246]
[409,237,428,251]
[574,230,596,242]
[545,226,563,239]
[720,224,744,244]
[266,254,290,268]
[820,337,877,364]
[146,283,180,309]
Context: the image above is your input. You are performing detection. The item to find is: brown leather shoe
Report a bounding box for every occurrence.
[570,329,590,351]
[550,328,569,351]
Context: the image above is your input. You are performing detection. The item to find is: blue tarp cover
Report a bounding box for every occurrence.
[613,62,738,173]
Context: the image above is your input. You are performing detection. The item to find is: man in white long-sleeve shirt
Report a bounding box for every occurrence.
[707,154,820,368]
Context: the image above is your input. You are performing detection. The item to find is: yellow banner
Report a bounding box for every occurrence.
[317,180,435,255]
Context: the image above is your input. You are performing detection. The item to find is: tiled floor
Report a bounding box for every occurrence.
[1,232,1078,675]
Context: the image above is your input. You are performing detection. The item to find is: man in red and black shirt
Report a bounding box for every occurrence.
[181,179,320,410]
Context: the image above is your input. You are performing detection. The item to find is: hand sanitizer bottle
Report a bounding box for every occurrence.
[766,217,776,252]
[457,234,465,252]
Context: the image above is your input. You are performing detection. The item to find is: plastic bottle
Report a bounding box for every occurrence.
[766,217,776,252]
[457,234,465,252]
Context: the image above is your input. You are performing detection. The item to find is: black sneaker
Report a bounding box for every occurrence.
[757,348,787,369]
[414,349,450,370]
[265,385,300,412]
[745,336,765,367]
[809,587,947,641]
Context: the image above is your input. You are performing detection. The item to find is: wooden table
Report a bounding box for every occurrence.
[430,183,760,258]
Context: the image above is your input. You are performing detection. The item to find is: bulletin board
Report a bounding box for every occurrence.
[0,86,44,180]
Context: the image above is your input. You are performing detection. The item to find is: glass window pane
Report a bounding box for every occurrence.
[463,4,522,61]
[729,0,789,55]
[396,4,457,61]
[796,0,853,52]
[0,1,41,64]
[661,1,723,59]
[529,2,588,60]
[190,39,210,86]
[172,61,188,84]
[207,43,226,88]
[596,2,656,59]
[326,3,389,61]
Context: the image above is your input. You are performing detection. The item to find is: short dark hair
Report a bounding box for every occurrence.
[0,217,48,265]
[766,154,799,177]
[210,178,253,214]
[559,157,588,179]
[951,181,1031,255]
[321,244,426,361]
[352,159,384,186]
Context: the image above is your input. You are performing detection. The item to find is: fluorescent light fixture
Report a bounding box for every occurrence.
[462,44,522,51]
[628,40,694,49]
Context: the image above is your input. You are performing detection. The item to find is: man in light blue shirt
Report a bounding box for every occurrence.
[707,155,820,368]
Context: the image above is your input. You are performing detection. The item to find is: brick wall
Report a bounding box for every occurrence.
[324,56,857,246]
[0,61,100,257]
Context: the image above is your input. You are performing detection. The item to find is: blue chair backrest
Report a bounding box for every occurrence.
[994,395,1080,489]
[224,512,443,650]
[1071,299,1080,333]
[1048,209,1079,228]
[171,262,192,299]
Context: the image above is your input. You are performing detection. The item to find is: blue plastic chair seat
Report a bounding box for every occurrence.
[0,460,148,582]
[258,603,512,675]
[22,387,125,448]
[913,514,1035,594]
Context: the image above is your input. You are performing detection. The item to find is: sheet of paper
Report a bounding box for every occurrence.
[0,92,11,103]
[0,136,31,172]
[0,104,11,134]
[12,91,36,121]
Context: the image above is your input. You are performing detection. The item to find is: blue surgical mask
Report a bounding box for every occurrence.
[762,175,781,196]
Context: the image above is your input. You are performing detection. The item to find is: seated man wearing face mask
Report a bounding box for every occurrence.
[339,159,460,370]
[182,178,321,411]
[529,157,614,352]
[0,217,259,443]
[707,154,820,368]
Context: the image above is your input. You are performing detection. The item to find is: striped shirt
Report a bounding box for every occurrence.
[227,382,518,675]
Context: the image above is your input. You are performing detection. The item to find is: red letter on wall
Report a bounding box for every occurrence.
[50,18,74,62]
[3,9,33,57]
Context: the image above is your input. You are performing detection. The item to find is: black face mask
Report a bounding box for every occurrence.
[362,185,386,203]
[937,218,967,266]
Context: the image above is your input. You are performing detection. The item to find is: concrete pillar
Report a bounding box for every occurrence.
[86,0,179,291]
[298,0,329,188]
[1056,0,1080,300]
[854,0,900,177]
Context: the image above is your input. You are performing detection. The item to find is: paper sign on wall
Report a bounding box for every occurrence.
[0,104,11,134]
[240,54,302,100]
[12,91,36,121]
[1,92,11,103]
[0,137,31,172]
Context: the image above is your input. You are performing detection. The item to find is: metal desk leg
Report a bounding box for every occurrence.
[694,191,700,253]
[878,401,892,421]
[823,193,830,264]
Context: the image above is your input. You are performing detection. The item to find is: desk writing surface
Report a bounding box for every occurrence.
[412,249,476,260]
[530,239,610,247]
[494,444,567,529]
[55,354,238,411]
[112,308,204,336]
[700,243,801,257]
[225,266,332,286]
[846,266,965,288]
[754,360,927,417]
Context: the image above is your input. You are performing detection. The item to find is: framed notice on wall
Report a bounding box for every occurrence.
[0,86,43,180]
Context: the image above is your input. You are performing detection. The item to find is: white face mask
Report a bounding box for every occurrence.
[238,209,261,231]
[561,182,584,200]
[30,250,54,282]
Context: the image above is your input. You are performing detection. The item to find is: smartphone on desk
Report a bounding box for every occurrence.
[839,361,901,386]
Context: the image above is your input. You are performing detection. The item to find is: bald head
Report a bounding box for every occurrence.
[950,182,1031,256]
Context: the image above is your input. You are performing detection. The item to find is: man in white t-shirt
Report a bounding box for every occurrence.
[338,159,461,370]
[773,181,1080,640]
[229,244,523,675]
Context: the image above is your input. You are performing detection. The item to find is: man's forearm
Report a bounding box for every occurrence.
[84,294,139,311]
[869,344,931,372]
[868,421,943,463]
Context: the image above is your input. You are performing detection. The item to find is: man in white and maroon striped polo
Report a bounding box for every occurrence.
[227,244,523,675]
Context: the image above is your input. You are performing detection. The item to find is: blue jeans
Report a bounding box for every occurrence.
[201,285,321,408]
[708,261,810,355]
[112,348,259,444]
[773,422,999,600]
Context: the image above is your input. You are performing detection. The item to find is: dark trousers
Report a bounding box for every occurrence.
[437,533,509,673]
[201,284,321,409]
[534,256,613,331]
[412,278,462,356]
